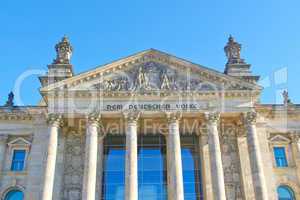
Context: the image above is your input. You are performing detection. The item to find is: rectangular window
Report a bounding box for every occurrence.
[102,136,126,200]
[138,135,167,200]
[274,147,288,167]
[11,150,26,171]
[181,136,203,200]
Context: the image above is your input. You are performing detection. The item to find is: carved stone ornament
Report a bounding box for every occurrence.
[87,112,101,125]
[244,111,257,124]
[166,111,182,124]
[205,112,220,124]
[236,125,247,137]
[53,36,73,64]
[291,133,300,143]
[47,113,63,127]
[135,67,151,90]
[160,72,171,90]
[91,61,242,93]
[123,110,141,123]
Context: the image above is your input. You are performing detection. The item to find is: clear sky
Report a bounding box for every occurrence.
[0,0,299,105]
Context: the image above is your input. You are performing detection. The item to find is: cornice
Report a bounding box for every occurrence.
[255,104,300,120]
[43,89,260,99]
[0,107,46,121]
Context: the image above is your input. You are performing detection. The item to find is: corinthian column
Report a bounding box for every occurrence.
[205,112,226,200]
[244,111,268,200]
[42,114,63,200]
[82,113,101,200]
[166,112,184,200]
[124,111,140,200]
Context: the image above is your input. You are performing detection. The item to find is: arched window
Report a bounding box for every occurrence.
[277,186,295,200]
[4,190,24,200]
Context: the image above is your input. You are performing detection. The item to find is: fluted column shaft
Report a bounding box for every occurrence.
[82,113,101,200]
[124,112,140,200]
[244,111,268,200]
[206,112,226,200]
[42,114,62,200]
[166,112,184,200]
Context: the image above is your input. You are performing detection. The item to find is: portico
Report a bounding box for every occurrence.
[39,108,268,200]
[36,36,273,200]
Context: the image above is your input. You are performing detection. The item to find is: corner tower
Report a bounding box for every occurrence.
[39,36,74,86]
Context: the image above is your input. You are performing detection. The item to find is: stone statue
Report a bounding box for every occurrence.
[53,36,73,64]
[5,92,14,107]
[160,72,170,90]
[104,79,115,91]
[282,90,291,105]
[224,35,245,64]
[136,67,150,89]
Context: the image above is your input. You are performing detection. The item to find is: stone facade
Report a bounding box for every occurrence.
[0,36,299,200]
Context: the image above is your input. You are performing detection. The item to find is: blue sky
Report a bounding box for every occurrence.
[0,0,299,105]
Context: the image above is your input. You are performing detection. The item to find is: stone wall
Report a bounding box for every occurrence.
[61,131,85,200]
[221,124,243,200]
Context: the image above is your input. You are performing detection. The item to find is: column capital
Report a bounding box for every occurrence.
[205,112,220,124]
[291,133,300,143]
[47,113,63,127]
[243,111,257,125]
[123,110,140,124]
[165,111,182,124]
[87,112,101,126]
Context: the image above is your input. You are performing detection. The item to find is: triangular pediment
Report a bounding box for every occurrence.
[8,137,31,146]
[269,134,291,144]
[40,49,261,95]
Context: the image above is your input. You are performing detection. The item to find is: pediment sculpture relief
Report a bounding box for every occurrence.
[92,61,228,92]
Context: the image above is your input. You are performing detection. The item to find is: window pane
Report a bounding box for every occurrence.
[181,136,203,200]
[4,190,24,200]
[11,150,26,171]
[277,186,295,200]
[274,147,288,167]
[102,136,126,200]
[138,135,167,200]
